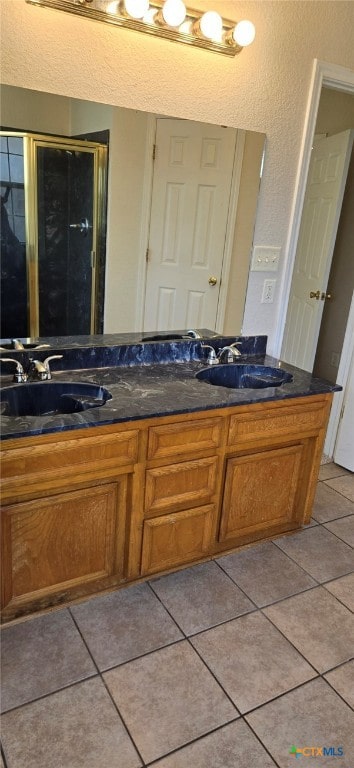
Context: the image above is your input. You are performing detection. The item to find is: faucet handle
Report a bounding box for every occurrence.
[201,344,218,365]
[1,358,27,383]
[43,355,63,379]
[43,355,63,368]
[229,342,242,356]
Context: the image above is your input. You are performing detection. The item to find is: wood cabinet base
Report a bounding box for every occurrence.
[1,394,332,623]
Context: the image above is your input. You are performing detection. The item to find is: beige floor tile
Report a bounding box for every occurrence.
[318,462,351,481]
[274,526,354,581]
[152,720,277,768]
[246,678,354,767]
[71,582,182,669]
[324,573,354,611]
[1,678,141,768]
[217,541,316,607]
[312,483,354,523]
[1,610,96,712]
[104,641,236,764]
[325,661,354,709]
[324,515,354,547]
[325,474,354,502]
[264,587,354,673]
[191,612,315,713]
[149,561,254,635]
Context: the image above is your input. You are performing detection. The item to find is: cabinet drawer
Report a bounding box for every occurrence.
[228,399,328,448]
[1,430,139,500]
[148,417,223,461]
[145,456,219,516]
[141,504,215,575]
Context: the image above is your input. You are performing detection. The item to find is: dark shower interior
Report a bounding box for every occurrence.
[1,133,107,339]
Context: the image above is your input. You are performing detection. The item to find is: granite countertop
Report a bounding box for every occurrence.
[0,333,341,441]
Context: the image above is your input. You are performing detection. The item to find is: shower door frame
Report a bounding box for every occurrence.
[2,131,107,337]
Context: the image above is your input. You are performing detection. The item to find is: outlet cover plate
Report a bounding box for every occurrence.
[252,246,281,272]
[261,278,276,303]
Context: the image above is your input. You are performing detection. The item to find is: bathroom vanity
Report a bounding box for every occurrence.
[0,333,339,623]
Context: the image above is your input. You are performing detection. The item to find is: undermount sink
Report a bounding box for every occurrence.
[141,333,187,342]
[0,381,112,417]
[196,364,293,389]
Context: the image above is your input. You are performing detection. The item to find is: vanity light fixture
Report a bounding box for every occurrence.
[26,0,255,57]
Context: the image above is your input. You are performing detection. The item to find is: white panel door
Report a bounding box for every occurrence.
[143,119,237,332]
[282,130,353,371]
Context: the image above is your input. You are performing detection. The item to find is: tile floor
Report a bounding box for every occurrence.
[1,462,354,768]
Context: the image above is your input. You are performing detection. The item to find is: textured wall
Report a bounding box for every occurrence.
[1,0,354,350]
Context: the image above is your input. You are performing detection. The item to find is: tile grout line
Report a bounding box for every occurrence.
[322,480,354,503]
[1,744,9,768]
[144,716,242,767]
[259,605,354,684]
[272,524,354,581]
[1,673,99,716]
[148,579,243,711]
[240,716,283,768]
[321,521,354,549]
[68,607,147,767]
[147,577,256,636]
[215,550,323,607]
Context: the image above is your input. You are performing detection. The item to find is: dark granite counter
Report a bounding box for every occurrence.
[0,333,341,441]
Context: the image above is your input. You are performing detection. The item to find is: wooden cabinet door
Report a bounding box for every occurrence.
[1,477,128,620]
[219,444,304,546]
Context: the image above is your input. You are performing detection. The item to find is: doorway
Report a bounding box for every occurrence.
[277,61,354,468]
[281,129,354,372]
[0,131,107,338]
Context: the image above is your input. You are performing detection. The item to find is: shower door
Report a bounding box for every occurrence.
[0,132,107,339]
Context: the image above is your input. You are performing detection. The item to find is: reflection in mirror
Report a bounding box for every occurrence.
[0,85,266,339]
[0,130,108,338]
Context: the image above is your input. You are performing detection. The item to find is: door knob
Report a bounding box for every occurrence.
[309,290,320,300]
[321,291,332,301]
[208,276,218,286]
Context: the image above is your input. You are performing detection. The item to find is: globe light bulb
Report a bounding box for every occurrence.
[199,11,223,41]
[162,0,186,27]
[124,0,149,19]
[106,1,119,14]
[232,20,255,47]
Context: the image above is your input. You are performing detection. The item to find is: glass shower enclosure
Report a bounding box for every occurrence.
[1,132,107,338]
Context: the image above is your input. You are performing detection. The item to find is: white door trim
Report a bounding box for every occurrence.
[134,117,244,333]
[134,113,156,331]
[324,290,354,458]
[273,59,354,358]
[215,129,245,333]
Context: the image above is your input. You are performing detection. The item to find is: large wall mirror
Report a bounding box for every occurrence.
[0,84,266,339]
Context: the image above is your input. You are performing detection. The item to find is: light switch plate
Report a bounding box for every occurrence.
[251,246,281,272]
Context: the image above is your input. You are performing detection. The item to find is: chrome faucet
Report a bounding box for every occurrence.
[185,329,202,339]
[201,344,219,365]
[29,355,63,381]
[0,339,50,351]
[201,341,243,365]
[218,343,242,363]
[1,358,28,383]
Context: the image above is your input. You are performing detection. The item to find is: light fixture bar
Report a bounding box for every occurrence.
[25,0,249,57]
